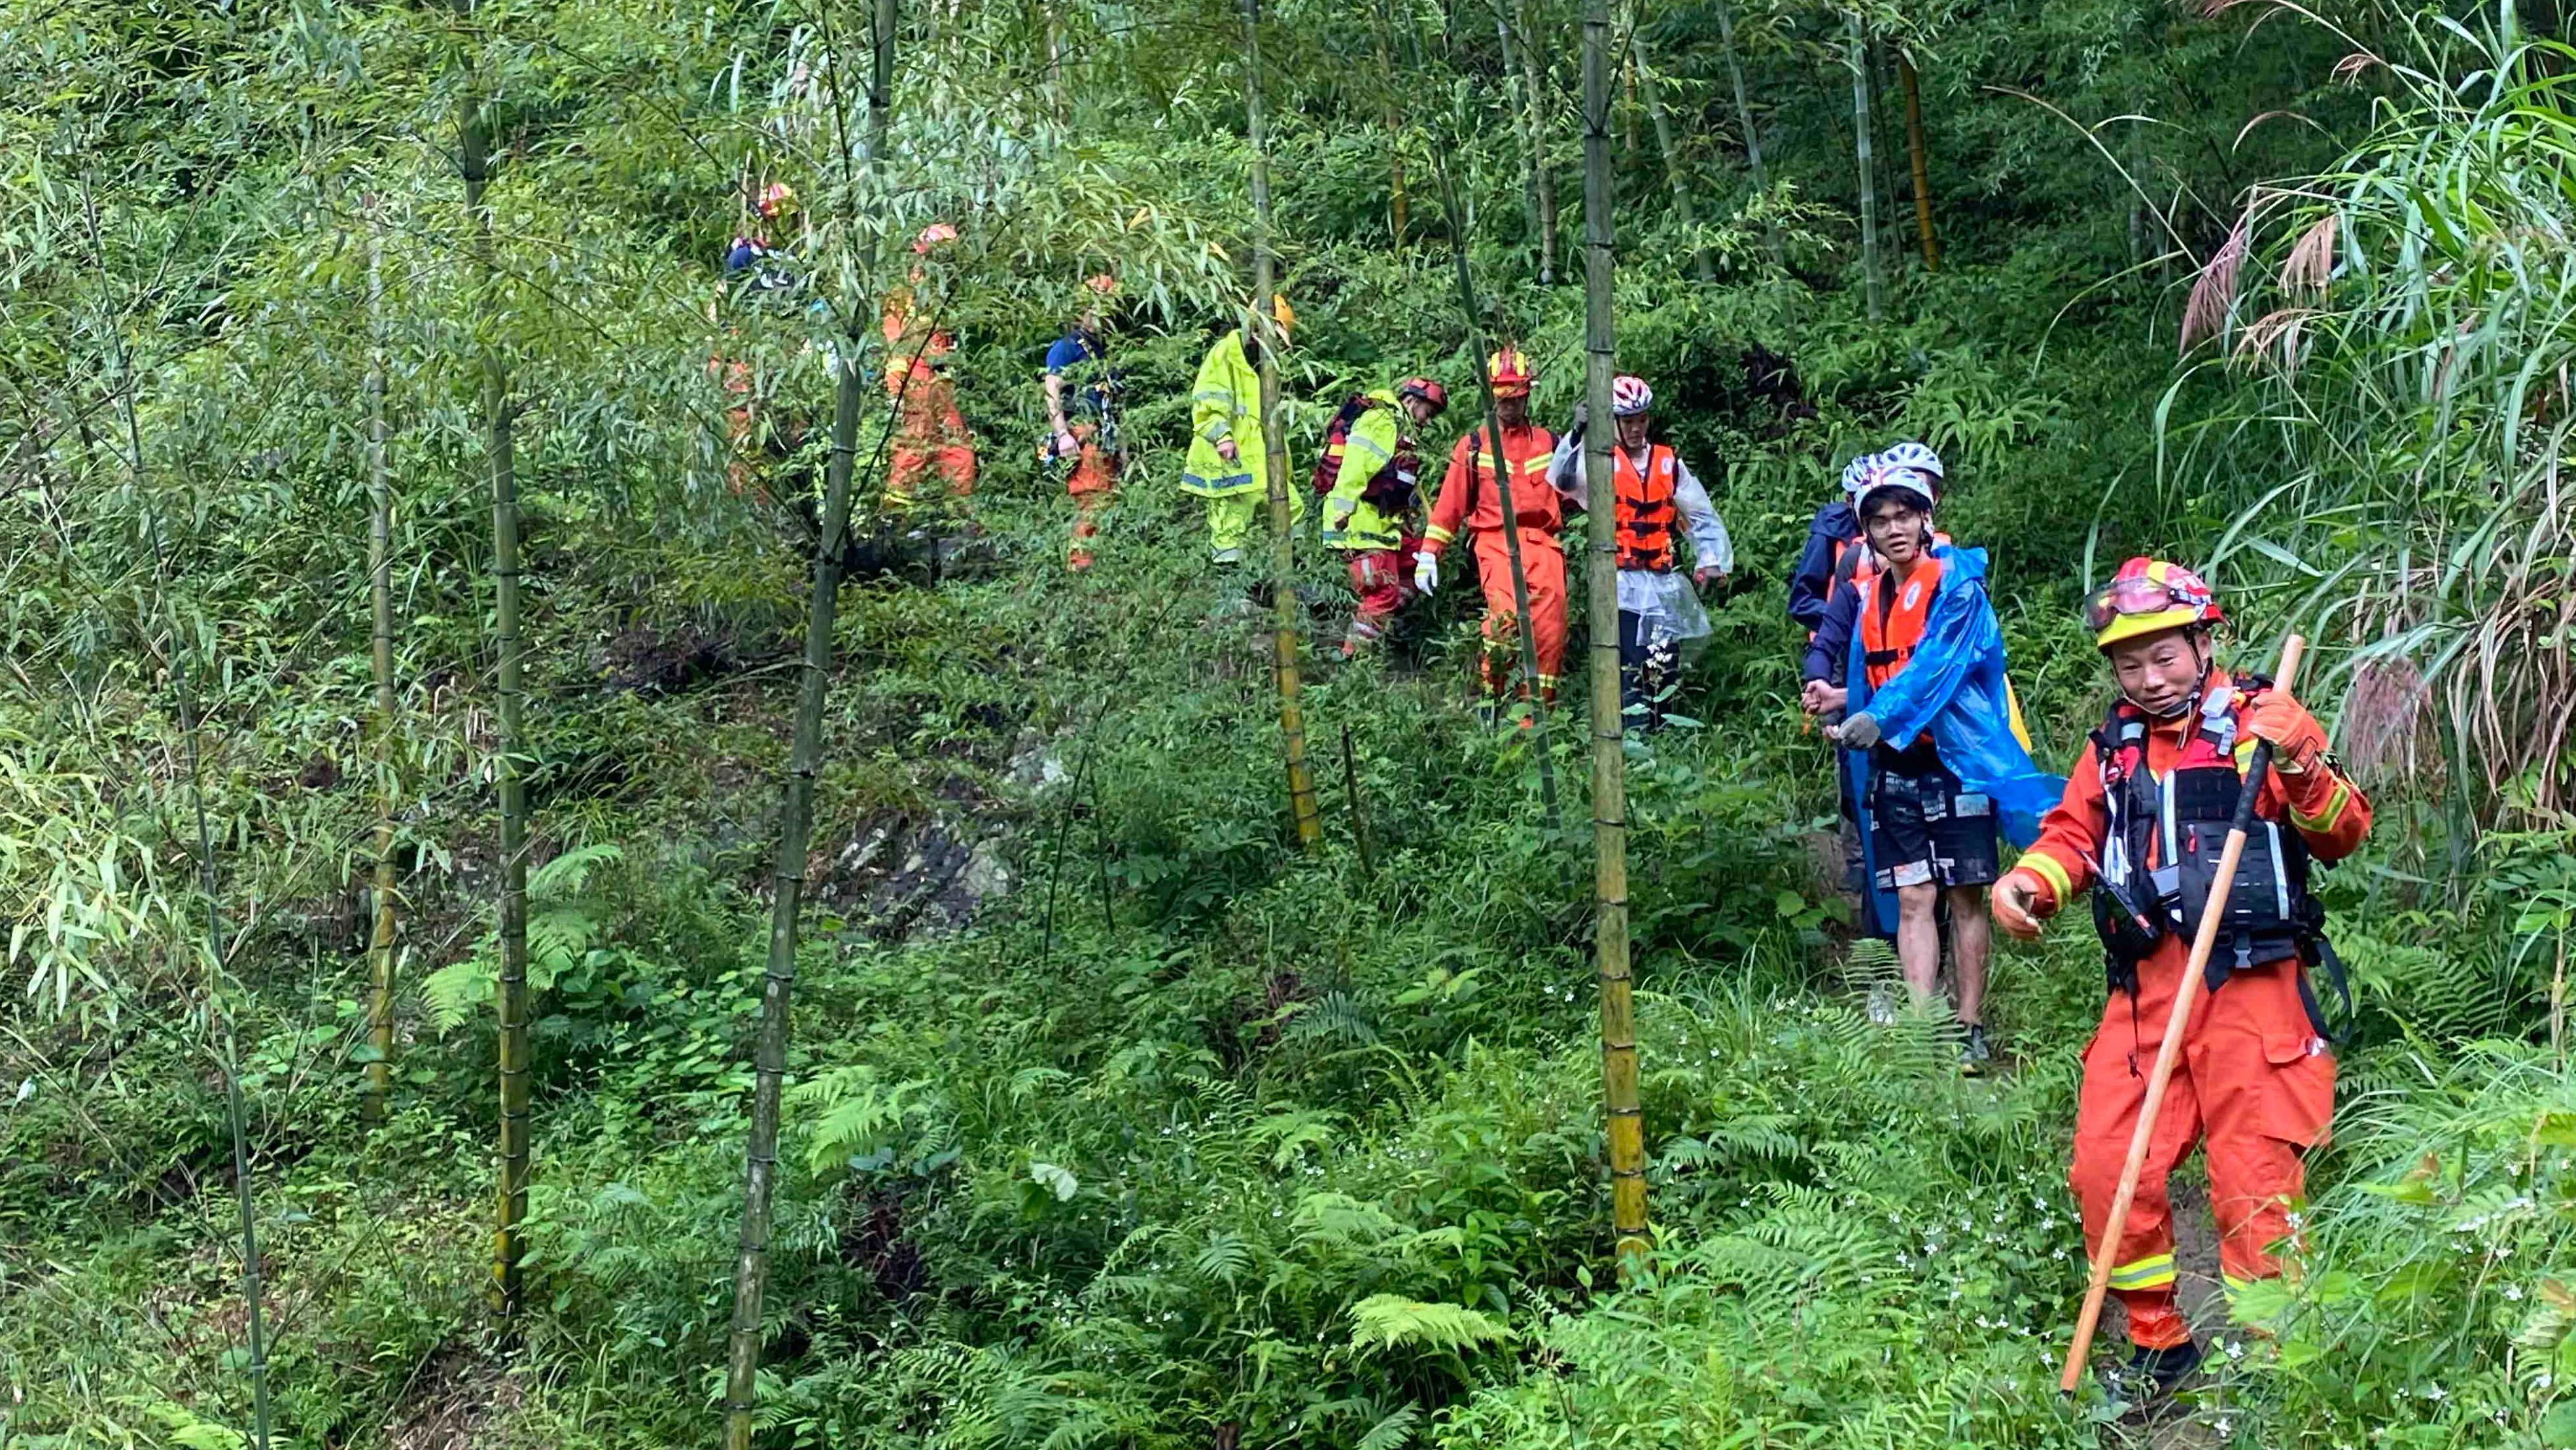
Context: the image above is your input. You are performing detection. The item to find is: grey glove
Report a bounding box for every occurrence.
[1835,712,1882,751]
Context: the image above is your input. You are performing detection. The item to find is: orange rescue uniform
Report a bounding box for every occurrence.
[2013,670,2370,1351]
[1423,423,1565,699]
[881,294,975,512]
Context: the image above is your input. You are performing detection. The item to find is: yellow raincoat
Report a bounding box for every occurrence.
[1179,330,1275,499]
[1321,390,1410,553]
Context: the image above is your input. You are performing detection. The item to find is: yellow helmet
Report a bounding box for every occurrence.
[1270,292,1296,335]
[2085,557,2223,650]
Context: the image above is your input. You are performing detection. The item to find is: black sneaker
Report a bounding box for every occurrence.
[2105,1340,2202,1406]
[1960,1023,1993,1073]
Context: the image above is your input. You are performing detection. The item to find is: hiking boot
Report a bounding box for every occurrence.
[1959,1023,1993,1073]
[2104,1340,2202,1409]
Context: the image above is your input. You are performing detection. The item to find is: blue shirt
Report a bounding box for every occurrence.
[1788,501,1861,631]
[1803,574,1860,686]
[1043,330,1116,419]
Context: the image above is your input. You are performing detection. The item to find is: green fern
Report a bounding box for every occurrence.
[1349,1294,1512,1354]
[1356,1401,1422,1450]
[418,955,495,1030]
[786,1066,943,1175]
[529,841,623,898]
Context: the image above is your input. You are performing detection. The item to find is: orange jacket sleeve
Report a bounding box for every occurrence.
[1424,434,1476,554]
[2016,739,2108,917]
[2266,749,2371,862]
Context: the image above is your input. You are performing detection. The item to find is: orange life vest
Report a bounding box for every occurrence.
[1613,444,1680,572]
[1860,554,1945,690]
[1839,529,1953,597]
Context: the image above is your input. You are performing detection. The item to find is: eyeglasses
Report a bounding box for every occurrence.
[2083,576,2207,631]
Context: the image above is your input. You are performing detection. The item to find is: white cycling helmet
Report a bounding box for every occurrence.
[1859,465,1940,512]
[1877,440,1944,479]
[1839,453,1881,501]
[1610,375,1654,417]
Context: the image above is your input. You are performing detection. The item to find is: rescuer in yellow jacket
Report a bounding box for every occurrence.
[1180,296,1300,565]
[1322,378,1448,656]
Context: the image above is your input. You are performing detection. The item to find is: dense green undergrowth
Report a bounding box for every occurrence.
[11,425,2576,1449]
[14,0,2576,1445]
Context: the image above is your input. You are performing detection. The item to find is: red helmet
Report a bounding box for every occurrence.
[1487,348,1533,397]
[912,222,959,254]
[1084,272,1117,296]
[1397,377,1449,415]
[756,182,799,219]
[2086,557,2223,650]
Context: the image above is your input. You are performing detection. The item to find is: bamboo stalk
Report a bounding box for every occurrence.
[1242,0,1325,851]
[1581,0,1649,1273]
[1493,5,1544,261]
[1426,130,1563,831]
[363,203,400,1125]
[1630,26,1713,283]
[1043,0,1068,128]
[722,321,865,1450]
[2059,637,2308,1390]
[462,101,532,1327]
[1714,1,1766,193]
[85,174,275,1450]
[2127,124,2148,268]
[1372,1,1410,243]
[1619,9,1639,162]
[721,5,896,1444]
[1712,0,1781,266]
[1508,0,1558,283]
[1846,14,1883,319]
[1898,52,1938,271]
[1341,723,1376,879]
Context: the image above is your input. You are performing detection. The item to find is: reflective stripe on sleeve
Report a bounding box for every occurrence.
[2022,853,2076,911]
[2288,778,2352,834]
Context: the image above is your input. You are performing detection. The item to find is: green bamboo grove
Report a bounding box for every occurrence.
[10,0,2576,1445]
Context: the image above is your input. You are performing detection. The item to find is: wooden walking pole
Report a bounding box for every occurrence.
[2058,633,2307,1393]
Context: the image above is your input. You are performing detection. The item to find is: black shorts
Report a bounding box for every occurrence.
[1868,764,2001,891]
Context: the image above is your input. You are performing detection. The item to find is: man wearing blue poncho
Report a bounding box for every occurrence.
[1800,455,2061,1068]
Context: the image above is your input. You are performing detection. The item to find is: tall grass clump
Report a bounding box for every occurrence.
[2166,5,2576,825]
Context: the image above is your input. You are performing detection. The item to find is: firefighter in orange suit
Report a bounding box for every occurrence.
[1413,349,1569,707]
[882,222,976,516]
[1991,557,2371,1399]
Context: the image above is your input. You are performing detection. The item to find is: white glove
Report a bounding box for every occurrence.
[1326,497,1355,533]
[1832,712,1882,751]
[1412,550,1440,594]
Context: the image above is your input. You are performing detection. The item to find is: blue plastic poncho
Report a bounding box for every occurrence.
[1840,544,2063,937]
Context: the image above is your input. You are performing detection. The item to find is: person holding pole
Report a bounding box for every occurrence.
[1993,558,2369,1399]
